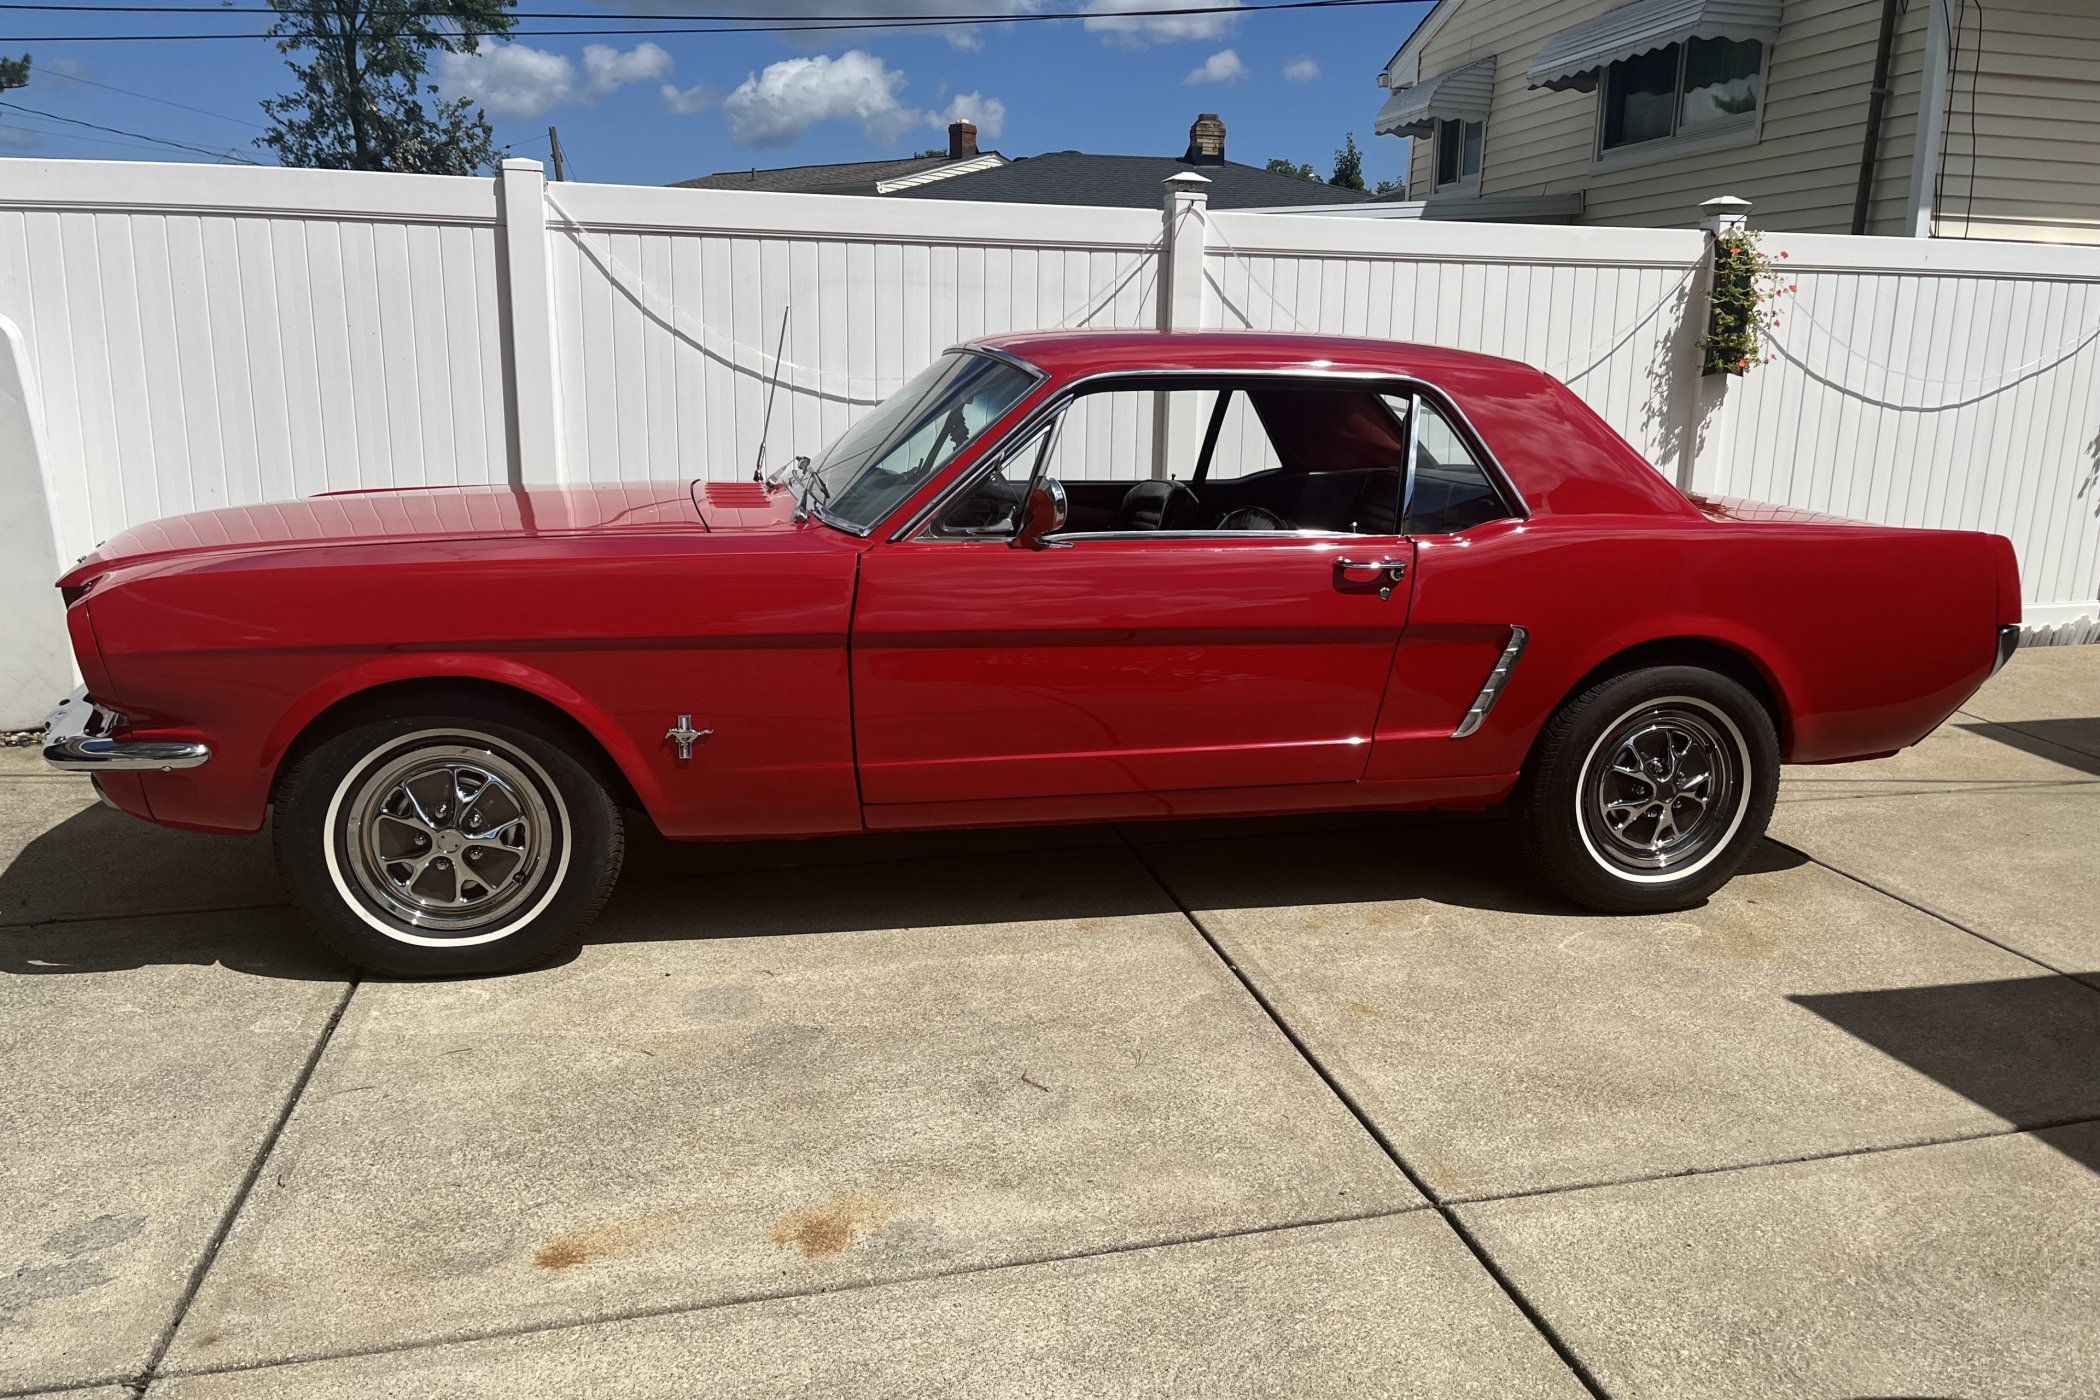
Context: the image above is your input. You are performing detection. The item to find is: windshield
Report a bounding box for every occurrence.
[806,350,1037,531]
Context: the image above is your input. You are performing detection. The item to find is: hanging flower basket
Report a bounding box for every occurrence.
[1701,228,1794,377]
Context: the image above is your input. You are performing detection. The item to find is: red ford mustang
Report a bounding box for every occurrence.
[43,331,2021,975]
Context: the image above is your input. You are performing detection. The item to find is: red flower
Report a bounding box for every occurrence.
[1779,250,1790,259]
[1788,283,1798,293]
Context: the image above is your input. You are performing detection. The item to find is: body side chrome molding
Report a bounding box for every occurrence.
[42,686,212,772]
[1451,625,1529,739]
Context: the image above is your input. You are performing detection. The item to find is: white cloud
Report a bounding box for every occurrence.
[660,82,719,115]
[1282,55,1320,82]
[0,126,41,152]
[722,50,924,149]
[583,41,672,96]
[437,40,676,120]
[1184,49,1248,85]
[1083,0,1242,48]
[933,91,1005,141]
[47,57,99,82]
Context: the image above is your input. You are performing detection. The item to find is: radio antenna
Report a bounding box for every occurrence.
[753,305,791,483]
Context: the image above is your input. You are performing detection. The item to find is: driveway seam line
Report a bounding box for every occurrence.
[1448,1111,2100,1207]
[127,975,362,1393]
[1112,830,1615,1400]
[1766,836,2100,995]
[141,1206,1424,1385]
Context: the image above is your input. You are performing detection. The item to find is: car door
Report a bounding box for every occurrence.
[849,378,1418,807]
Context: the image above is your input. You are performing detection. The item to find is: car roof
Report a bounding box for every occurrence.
[967,329,1701,524]
[969,329,1542,383]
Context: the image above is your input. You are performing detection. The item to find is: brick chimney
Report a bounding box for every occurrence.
[1185,113,1226,164]
[948,121,978,160]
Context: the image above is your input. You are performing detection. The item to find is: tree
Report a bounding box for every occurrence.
[261,0,515,175]
[1329,133,1367,192]
[1373,177,1403,197]
[1265,156,1319,181]
[1,53,28,92]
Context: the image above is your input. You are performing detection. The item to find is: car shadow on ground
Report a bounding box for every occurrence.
[0,803,1767,978]
[1792,976,2100,1177]
[1955,718,2100,775]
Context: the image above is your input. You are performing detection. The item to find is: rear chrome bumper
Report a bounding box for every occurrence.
[1991,624,2021,676]
[42,686,212,772]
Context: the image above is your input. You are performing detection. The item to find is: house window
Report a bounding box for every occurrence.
[1434,118,1484,188]
[1601,37,1762,152]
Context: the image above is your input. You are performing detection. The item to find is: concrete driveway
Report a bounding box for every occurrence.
[3,647,2096,1399]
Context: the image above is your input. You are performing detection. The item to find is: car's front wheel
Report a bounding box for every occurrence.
[274,705,624,976]
[1516,664,1778,913]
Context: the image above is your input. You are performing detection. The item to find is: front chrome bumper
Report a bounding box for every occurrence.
[43,686,212,772]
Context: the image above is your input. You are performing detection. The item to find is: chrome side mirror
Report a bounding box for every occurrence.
[1010,476,1068,550]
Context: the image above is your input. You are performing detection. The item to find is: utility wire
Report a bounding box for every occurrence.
[0,99,262,161]
[1,0,1390,14]
[32,64,269,130]
[2,0,1426,39]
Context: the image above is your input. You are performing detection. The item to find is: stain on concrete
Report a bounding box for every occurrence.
[0,1260,112,1329]
[1347,1001,1379,1017]
[769,1192,893,1259]
[1693,916,1777,961]
[680,985,761,1023]
[532,1210,683,1272]
[41,1214,145,1256]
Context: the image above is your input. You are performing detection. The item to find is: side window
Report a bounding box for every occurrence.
[1404,397,1509,535]
[927,417,1055,538]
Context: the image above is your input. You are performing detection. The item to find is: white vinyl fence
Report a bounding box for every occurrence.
[2,155,2096,724]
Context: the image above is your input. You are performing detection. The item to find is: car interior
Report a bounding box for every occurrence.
[928,378,1512,540]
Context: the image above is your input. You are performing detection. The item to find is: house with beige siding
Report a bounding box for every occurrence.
[1371,0,2100,244]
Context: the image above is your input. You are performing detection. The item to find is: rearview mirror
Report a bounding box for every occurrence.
[1010,476,1069,550]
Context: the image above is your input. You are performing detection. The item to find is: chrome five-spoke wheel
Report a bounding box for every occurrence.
[345,745,556,933]
[1583,703,1742,874]
[279,707,622,975]
[1517,666,1779,913]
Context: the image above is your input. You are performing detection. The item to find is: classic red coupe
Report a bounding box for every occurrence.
[44,331,2020,975]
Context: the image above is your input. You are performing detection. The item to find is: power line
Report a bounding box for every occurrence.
[0,99,262,161]
[32,64,270,131]
[0,0,1389,14]
[0,114,253,160]
[1,0,1424,39]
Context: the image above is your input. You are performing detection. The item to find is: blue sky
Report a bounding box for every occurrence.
[0,1,1432,188]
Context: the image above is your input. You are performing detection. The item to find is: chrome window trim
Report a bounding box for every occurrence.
[886,365,1529,544]
[1451,625,1529,738]
[807,344,1049,539]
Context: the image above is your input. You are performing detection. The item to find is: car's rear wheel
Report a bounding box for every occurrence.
[1516,664,1778,913]
[275,707,623,976]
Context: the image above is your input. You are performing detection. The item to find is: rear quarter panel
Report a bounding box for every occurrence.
[82,531,866,837]
[1367,514,2004,780]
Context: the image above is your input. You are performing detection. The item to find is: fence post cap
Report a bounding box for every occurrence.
[1163,172,1213,189]
[1699,195,1752,212]
[501,158,546,175]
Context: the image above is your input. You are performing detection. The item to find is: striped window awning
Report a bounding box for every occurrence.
[1526,0,1780,93]
[1374,57,1497,138]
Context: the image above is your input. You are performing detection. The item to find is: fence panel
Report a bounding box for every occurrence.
[2,156,2096,724]
[542,183,1160,484]
[0,161,511,565]
[1728,233,2100,627]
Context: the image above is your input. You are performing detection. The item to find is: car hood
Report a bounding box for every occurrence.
[60,480,799,585]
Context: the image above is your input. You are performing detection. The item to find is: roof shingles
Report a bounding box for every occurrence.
[892,154,1370,210]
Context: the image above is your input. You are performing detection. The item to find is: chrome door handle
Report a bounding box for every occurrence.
[1336,558,1408,600]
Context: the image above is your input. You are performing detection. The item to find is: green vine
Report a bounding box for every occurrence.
[1701,228,1795,376]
